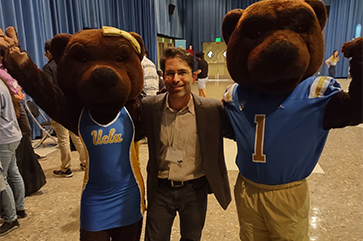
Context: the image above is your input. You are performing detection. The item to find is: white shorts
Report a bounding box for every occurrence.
[197,77,208,89]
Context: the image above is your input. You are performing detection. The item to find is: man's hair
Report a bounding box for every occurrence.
[145,49,149,57]
[160,47,194,72]
[44,40,52,53]
[196,52,204,59]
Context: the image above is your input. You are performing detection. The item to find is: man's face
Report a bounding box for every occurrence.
[163,57,196,98]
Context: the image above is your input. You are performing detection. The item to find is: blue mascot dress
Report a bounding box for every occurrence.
[79,107,145,231]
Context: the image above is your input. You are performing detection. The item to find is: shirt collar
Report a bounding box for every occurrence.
[165,93,195,116]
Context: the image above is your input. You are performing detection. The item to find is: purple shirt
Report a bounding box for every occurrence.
[0,63,23,97]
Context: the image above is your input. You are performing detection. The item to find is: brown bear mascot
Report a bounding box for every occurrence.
[0,26,146,241]
[222,0,362,240]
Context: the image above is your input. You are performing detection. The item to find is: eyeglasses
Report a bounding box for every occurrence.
[164,70,189,80]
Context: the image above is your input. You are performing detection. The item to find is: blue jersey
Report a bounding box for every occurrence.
[224,76,341,185]
[79,107,145,231]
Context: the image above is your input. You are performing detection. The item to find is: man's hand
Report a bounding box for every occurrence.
[14,89,25,102]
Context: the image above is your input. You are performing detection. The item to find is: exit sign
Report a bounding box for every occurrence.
[215,37,221,42]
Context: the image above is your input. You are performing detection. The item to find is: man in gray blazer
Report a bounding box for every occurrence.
[137,47,232,241]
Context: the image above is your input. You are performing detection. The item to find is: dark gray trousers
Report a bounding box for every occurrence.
[328,65,336,78]
[145,177,208,241]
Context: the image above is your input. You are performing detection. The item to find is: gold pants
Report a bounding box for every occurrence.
[234,174,310,241]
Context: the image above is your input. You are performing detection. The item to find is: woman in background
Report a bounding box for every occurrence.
[325,50,340,78]
[0,77,26,237]
[0,50,46,196]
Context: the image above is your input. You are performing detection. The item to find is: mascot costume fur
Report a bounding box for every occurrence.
[222,0,362,240]
[0,26,146,241]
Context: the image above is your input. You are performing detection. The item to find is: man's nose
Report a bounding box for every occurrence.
[172,73,181,81]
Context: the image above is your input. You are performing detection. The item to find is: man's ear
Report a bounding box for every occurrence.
[51,33,72,65]
[192,72,197,84]
[222,9,244,44]
[129,32,145,60]
[304,0,327,30]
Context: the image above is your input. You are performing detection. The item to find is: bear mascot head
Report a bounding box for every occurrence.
[222,0,361,96]
[50,27,145,118]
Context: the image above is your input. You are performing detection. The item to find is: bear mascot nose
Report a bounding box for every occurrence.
[90,67,119,89]
[264,41,298,68]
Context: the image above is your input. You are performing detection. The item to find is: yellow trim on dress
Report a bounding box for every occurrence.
[79,134,90,191]
[130,140,146,214]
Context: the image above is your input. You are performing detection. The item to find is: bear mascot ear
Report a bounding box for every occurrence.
[304,0,327,30]
[129,32,145,61]
[222,9,244,44]
[51,33,72,65]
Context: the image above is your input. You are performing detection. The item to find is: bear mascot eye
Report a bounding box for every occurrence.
[116,53,129,62]
[77,56,88,63]
[72,48,90,63]
[294,24,309,33]
[242,18,269,39]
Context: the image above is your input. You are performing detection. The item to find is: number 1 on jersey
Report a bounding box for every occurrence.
[253,114,266,163]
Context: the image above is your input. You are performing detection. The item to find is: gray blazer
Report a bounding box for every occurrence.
[138,93,232,210]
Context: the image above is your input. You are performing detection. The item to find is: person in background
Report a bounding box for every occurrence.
[196,52,208,97]
[0,51,25,105]
[186,45,194,56]
[325,50,340,78]
[0,77,26,237]
[0,49,44,158]
[0,49,47,197]
[141,49,159,96]
[139,49,160,146]
[137,47,232,241]
[157,69,165,91]
[43,40,86,178]
[0,49,29,141]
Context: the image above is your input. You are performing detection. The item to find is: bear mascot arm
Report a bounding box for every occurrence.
[0,26,145,134]
[323,37,363,129]
[222,0,362,131]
